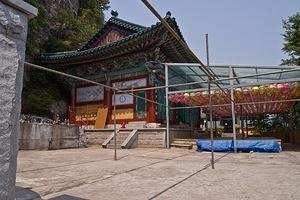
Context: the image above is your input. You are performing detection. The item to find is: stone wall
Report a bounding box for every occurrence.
[84,129,114,145]
[137,129,165,148]
[84,128,194,148]
[19,122,83,150]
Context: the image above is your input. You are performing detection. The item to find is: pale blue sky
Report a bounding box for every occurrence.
[104,0,300,65]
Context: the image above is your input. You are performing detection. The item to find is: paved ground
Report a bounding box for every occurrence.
[16,146,300,200]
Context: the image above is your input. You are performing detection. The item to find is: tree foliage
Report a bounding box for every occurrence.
[24,0,49,60]
[22,0,109,118]
[25,0,110,59]
[282,12,300,65]
[21,70,69,118]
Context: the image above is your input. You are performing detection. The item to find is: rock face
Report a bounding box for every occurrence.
[0,1,34,199]
[0,33,20,200]
[39,0,79,18]
[38,0,79,33]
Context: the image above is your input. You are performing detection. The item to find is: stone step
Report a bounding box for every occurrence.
[108,133,131,146]
[111,136,128,139]
[170,143,193,149]
[138,136,163,140]
[139,131,163,135]
[109,141,123,145]
[106,144,122,149]
[173,138,197,142]
[137,144,163,148]
[172,140,196,145]
[138,141,163,145]
[117,132,132,134]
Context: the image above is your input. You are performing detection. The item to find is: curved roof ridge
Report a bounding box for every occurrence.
[79,17,148,51]
[39,23,158,61]
[38,15,189,63]
[109,17,147,31]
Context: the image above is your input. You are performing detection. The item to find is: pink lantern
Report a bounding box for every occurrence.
[283,83,291,96]
[277,84,283,89]
[291,82,300,98]
[258,86,266,101]
[251,86,259,102]
[241,88,250,103]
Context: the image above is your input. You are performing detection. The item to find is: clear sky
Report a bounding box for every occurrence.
[104,0,300,65]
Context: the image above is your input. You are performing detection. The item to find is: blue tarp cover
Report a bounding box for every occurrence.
[236,139,281,153]
[197,139,281,153]
[196,139,233,152]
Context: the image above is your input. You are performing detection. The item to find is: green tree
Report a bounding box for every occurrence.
[24,0,49,60]
[22,0,109,118]
[25,0,110,59]
[21,70,69,118]
[282,12,300,65]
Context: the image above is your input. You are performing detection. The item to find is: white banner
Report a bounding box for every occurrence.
[76,85,104,103]
[113,78,147,89]
[112,94,133,105]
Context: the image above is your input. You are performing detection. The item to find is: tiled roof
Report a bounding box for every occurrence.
[79,17,147,51]
[38,15,188,64]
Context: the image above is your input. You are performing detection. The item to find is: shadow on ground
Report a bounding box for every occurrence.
[16,186,88,200]
[48,195,89,200]
[16,186,41,200]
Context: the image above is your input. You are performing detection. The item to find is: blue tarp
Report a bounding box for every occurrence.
[197,139,281,153]
[196,139,233,152]
[236,139,281,153]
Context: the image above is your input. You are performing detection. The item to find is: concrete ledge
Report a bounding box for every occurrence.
[85,128,196,132]
[2,0,38,18]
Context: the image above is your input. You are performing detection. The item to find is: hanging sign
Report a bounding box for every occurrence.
[76,85,104,103]
[112,78,147,89]
[112,93,134,105]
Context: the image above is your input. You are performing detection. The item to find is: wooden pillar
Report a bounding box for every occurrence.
[147,73,156,123]
[214,119,217,137]
[240,105,245,138]
[106,77,112,124]
[147,88,156,123]
[69,83,76,124]
[246,116,249,137]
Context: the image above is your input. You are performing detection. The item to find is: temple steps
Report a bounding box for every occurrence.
[86,128,166,149]
[104,130,132,149]
[171,138,197,150]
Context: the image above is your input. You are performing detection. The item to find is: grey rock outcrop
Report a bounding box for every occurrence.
[0,32,20,200]
[0,1,36,199]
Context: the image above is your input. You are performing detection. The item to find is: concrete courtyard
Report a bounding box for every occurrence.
[16,146,300,200]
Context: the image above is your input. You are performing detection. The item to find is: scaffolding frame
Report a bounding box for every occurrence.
[23,0,300,168]
[163,62,300,164]
[25,60,300,168]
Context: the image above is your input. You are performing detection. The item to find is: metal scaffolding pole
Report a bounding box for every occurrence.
[230,66,237,153]
[165,64,170,148]
[168,98,300,110]
[206,34,215,169]
[141,0,235,103]
[164,62,300,70]
[168,77,300,95]
[116,66,300,94]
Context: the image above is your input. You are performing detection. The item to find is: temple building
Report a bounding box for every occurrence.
[38,11,199,128]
